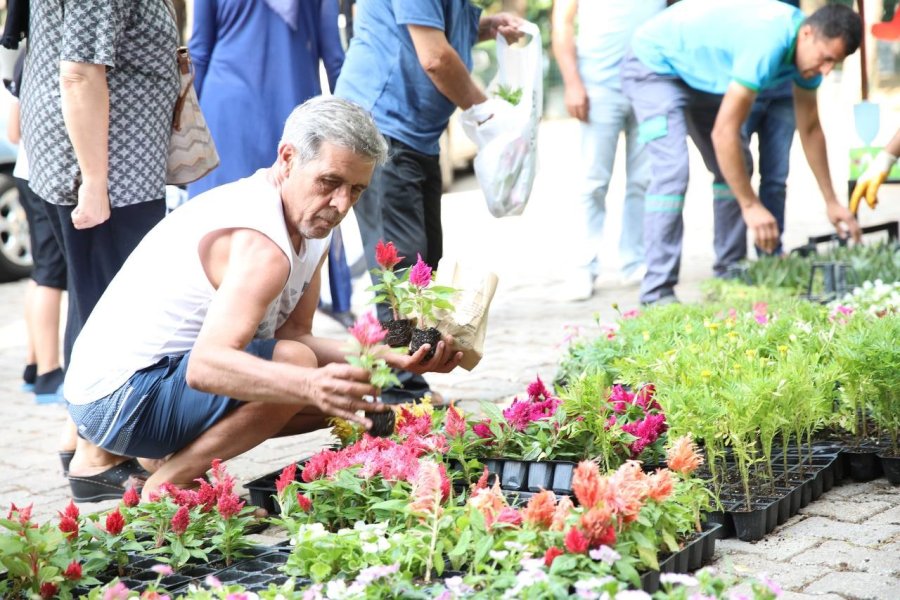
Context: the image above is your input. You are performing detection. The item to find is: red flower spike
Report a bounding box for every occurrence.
[296,493,312,512]
[544,546,563,567]
[216,493,245,520]
[171,506,190,535]
[39,582,59,599]
[63,561,83,581]
[474,467,489,490]
[444,403,466,438]
[122,487,140,508]
[564,526,590,554]
[58,514,79,541]
[375,240,403,269]
[275,463,297,497]
[63,499,79,520]
[105,508,125,536]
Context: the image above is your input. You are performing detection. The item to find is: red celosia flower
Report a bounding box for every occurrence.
[105,508,125,535]
[39,582,58,599]
[157,482,202,509]
[216,492,245,520]
[408,254,432,288]
[544,546,564,567]
[564,526,589,554]
[276,463,297,497]
[444,403,466,438]
[122,486,140,508]
[472,420,494,440]
[8,502,34,526]
[349,312,388,346]
[195,479,217,512]
[296,493,312,512]
[62,500,79,520]
[395,406,432,438]
[572,461,603,508]
[210,458,237,498]
[375,240,403,269]
[170,506,190,535]
[522,489,556,529]
[58,514,78,541]
[63,561,82,581]
[666,434,703,476]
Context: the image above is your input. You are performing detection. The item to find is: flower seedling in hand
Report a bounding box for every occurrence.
[403,254,455,360]
[346,312,402,437]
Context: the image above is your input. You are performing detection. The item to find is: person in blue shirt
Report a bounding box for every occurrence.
[621,0,863,305]
[336,0,521,404]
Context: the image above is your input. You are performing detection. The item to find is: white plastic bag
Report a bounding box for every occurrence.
[461,21,542,218]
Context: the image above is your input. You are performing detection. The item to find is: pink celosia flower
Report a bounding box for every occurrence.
[157,482,202,509]
[502,399,533,432]
[195,479,217,513]
[395,406,432,437]
[607,461,649,523]
[564,527,589,554]
[444,403,466,438]
[123,486,140,508]
[375,240,403,269]
[474,466,490,490]
[63,561,82,580]
[297,493,312,512]
[276,463,297,497]
[105,508,125,536]
[151,564,174,576]
[495,506,523,527]
[103,581,131,600]
[349,312,388,346]
[409,459,444,517]
[544,546,563,567]
[550,495,574,531]
[527,375,550,399]
[473,420,494,440]
[408,254,432,288]
[170,506,190,535]
[468,479,508,529]
[622,308,641,320]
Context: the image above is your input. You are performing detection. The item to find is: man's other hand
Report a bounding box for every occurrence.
[307,363,383,428]
[827,201,862,243]
[741,203,780,255]
[482,13,525,44]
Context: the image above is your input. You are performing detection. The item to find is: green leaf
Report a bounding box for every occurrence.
[310,561,333,582]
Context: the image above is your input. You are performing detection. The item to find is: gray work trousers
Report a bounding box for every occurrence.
[620,52,751,303]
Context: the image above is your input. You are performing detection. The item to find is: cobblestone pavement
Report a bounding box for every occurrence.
[1,84,898,596]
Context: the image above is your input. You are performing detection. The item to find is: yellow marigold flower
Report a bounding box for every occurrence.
[727,331,739,340]
[701,369,712,379]
[745,349,757,358]
[778,345,788,355]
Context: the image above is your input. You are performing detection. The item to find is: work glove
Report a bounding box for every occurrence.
[850,150,897,214]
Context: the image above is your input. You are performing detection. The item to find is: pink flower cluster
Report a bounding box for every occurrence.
[606,384,668,458]
[151,459,245,521]
[500,376,562,433]
[301,434,450,501]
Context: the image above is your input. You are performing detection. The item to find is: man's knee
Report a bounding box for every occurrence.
[272,340,317,368]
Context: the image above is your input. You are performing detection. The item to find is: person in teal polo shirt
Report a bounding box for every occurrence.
[621,0,863,305]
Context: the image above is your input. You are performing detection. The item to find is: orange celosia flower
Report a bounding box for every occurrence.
[646,469,674,503]
[550,495,574,531]
[521,489,557,529]
[579,506,616,547]
[572,461,603,508]
[607,461,648,523]
[467,478,507,529]
[666,434,704,476]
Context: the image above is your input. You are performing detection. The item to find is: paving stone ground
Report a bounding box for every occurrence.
[1,79,898,597]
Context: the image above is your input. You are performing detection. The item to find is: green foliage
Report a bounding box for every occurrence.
[495,84,523,105]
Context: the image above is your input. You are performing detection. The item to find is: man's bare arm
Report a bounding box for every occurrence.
[408,24,487,110]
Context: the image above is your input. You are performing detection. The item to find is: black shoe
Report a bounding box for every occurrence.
[34,368,65,405]
[322,308,357,329]
[68,458,149,502]
[21,363,37,392]
[59,450,75,477]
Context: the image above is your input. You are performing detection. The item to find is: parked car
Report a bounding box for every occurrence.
[0,88,29,282]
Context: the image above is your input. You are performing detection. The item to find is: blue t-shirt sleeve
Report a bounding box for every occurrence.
[394,0,445,30]
[730,36,784,92]
[793,73,822,90]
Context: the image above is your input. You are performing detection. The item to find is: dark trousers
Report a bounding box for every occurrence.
[43,198,166,365]
[354,136,443,403]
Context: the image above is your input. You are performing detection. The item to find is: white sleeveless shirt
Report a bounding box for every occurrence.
[64,170,331,405]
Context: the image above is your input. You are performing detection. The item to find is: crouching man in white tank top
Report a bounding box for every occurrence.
[62,97,463,502]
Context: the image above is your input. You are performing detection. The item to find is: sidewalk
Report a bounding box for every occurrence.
[0,106,898,595]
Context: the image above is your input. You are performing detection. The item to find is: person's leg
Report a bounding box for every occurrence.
[684,89,752,276]
[565,85,627,299]
[755,94,794,256]
[621,53,692,304]
[621,93,650,279]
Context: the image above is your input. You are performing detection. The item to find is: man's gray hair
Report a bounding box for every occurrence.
[281,96,388,166]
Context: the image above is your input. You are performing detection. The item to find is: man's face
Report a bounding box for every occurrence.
[279,142,375,240]
[795,25,848,79]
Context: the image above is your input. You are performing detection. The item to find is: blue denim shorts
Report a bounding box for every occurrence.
[68,339,278,459]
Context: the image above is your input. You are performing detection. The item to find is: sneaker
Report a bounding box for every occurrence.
[619,265,647,287]
[21,363,37,392]
[34,367,65,405]
[559,272,595,302]
[641,294,680,308]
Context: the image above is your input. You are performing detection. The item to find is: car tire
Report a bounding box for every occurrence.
[0,173,32,282]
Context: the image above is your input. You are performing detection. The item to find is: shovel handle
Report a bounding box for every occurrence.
[859,0,868,101]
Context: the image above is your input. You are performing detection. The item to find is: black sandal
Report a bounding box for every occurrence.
[68,458,149,502]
